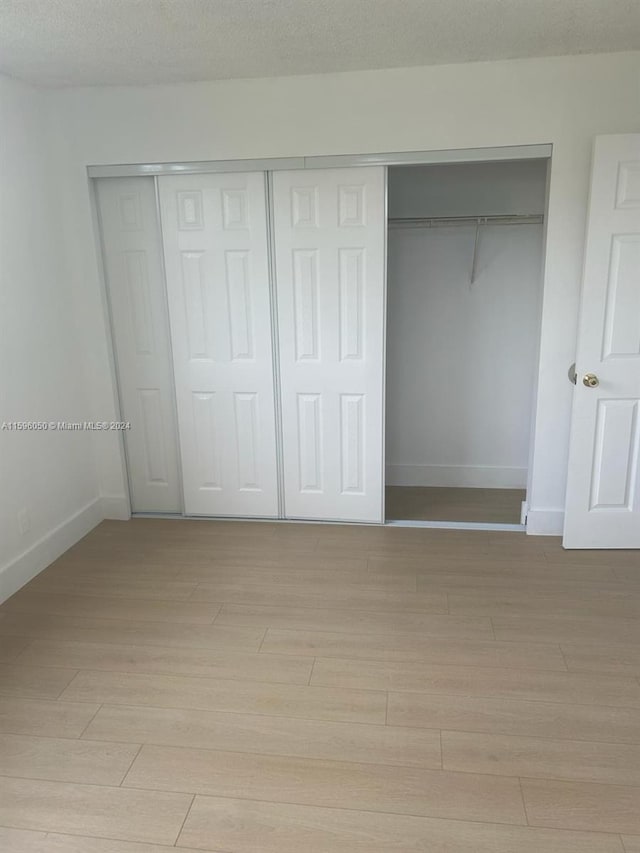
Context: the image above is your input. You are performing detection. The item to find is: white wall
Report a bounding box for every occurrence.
[386,161,546,490]
[0,75,102,601]
[386,224,544,488]
[46,50,640,534]
[388,160,548,219]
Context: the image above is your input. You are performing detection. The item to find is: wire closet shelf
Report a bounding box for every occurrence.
[387,214,545,285]
[387,213,544,229]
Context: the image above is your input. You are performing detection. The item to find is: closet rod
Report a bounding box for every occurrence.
[388,213,544,229]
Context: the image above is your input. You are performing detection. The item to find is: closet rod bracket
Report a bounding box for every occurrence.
[470,218,484,285]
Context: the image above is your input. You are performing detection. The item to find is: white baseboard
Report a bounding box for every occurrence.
[387,519,525,531]
[0,498,104,604]
[101,494,131,520]
[525,508,565,537]
[386,464,528,489]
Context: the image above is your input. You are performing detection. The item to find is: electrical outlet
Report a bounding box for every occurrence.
[18,508,30,535]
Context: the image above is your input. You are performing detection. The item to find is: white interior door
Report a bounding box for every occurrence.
[159,172,278,517]
[564,134,640,548]
[272,167,386,522]
[96,177,181,513]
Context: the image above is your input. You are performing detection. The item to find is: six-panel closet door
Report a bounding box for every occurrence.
[272,167,386,522]
[96,177,182,513]
[158,173,279,517]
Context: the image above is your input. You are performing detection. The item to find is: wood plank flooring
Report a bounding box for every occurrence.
[385,485,526,523]
[0,519,639,851]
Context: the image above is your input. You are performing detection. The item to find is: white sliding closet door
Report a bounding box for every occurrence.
[159,173,278,517]
[96,177,181,513]
[272,167,386,522]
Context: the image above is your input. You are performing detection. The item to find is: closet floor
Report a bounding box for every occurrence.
[386,485,526,524]
[1,518,640,851]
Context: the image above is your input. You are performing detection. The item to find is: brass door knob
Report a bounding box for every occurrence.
[583,373,599,388]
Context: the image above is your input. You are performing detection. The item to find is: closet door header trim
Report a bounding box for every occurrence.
[87,144,552,178]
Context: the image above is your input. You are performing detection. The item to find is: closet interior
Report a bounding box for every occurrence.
[385,159,548,525]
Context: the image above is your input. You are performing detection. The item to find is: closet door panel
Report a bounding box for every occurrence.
[159,173,278,517]
[96,177,181,513]
[273,167,386,522]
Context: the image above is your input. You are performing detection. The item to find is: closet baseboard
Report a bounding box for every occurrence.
[525,508,564,536]
[101,494,131,520]
[386,464,527,489]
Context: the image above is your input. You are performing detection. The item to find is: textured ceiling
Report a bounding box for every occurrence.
[1,0,639,87]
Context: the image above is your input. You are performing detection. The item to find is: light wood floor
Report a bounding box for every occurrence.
[1,520,640,852]
[386,486,526,523]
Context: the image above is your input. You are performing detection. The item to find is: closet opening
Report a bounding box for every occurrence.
[384,158,549,528]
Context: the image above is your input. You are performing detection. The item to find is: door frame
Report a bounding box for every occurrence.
[384,157,550,531]
[87,145,551,179]
[89,142,552,529]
